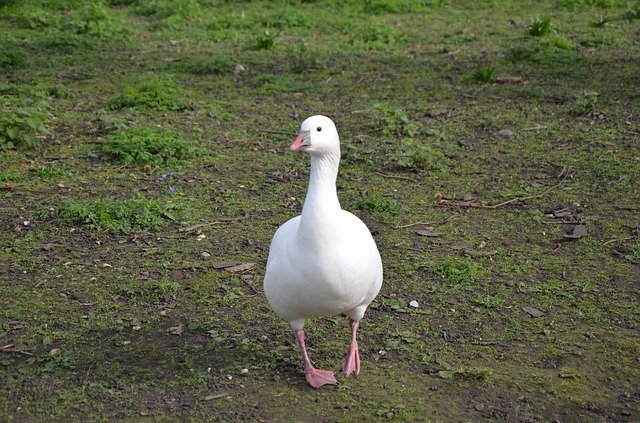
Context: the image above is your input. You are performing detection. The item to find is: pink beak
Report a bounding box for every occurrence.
[290,131,310,151]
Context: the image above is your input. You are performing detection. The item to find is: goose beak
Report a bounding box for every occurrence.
[290,131,311,151]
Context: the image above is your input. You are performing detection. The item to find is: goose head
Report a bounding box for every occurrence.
[290,115,340,156]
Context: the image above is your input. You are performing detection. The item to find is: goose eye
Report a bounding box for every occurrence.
[316,127,322,132]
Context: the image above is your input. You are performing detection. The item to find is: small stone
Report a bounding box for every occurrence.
[496,129,514,138]
[226,374,233,380]
[132,325,141,331]
[201,251,211,258]
[123,340,131,346]
[474,403,485,411]
[409,300,419,308]
[234,64,246,74]
[240,368,249,376]
[22,220,30,226]
[523,306,545,318]
[196,234,206,241]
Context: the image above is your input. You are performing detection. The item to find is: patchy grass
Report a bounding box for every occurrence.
[0,0,639,421]
[102,127,195,166]
[59,194,179,233]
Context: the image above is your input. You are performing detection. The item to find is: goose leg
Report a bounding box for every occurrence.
[342,319,360,376]
[295,330,337,388]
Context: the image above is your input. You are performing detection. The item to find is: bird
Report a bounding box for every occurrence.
[264,115,383,388]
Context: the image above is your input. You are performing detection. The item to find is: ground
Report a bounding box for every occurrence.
[1,0,639,421]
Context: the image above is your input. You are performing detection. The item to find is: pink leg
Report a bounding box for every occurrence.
[342,319,361,376]
[295,330,337,389]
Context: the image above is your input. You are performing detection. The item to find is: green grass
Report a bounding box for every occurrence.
[107,78,191,111]
[102,126,195,166]
[59,194,179,233]
[0,0,639,421]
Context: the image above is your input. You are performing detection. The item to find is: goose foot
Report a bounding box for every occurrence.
[342,319,361,376]
[305,368,338,388]
[342,341,360,376]
[295,329,338,389]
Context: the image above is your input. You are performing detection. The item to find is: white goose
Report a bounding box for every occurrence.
[264,115,383,388]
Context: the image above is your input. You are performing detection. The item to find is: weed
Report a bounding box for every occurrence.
[118,279,181,302]
[591,15,613,27]
[473,293,507,308]
[428,256,484,287]
[254,31,277,50]
[471,65,496,82]
[357,195,400,213]
[528,16,552,36]
[34,167,66,180]
[59,193,179,233]
[625,2,640,19]
[107,79,191,111]
[0,44,27,69]
[373,103,421,138]
[575,91,599,115]
[543,35,575,49]
[102,127,194,167]
[351,22,402,51]
[0,92,51,150]
[376,402,407,419]
[393,139,449,170]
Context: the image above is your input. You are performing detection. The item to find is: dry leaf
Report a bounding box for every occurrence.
[167,325,183,335]
[415,227,443,237]
[564,225,587,239]
[226,262,255,273]
[211,261,242,269]
[496,76,525,84]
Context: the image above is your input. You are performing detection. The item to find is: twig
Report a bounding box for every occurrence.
[450,174,568,210]
[523,125,548,131]
[375,171,420,183]
[543,221,583,225]
[394,214,457,229]
[603,236,633,247]
[179,215,248,233]
[1,344,14,350]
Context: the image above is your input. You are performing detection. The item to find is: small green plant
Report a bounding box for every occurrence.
[118,279,181,302]
[473,293,506,308]
[428,257,483,286]
[351,22,402,51]
[107,79,190,111]
[575,91,599,115]
[357,195,400,213]
[528,16,552,36]
[393,139,449,170]
[543,35,575,50]
[34,166,66,180]
[0,94,51,150]
[254,30,277,50]
[591,15,612,27]
[373,103,421,138]
[0,44,27,69]
[471,64,495,82]
[102,127,195,166]
[624,1,640,19]
[59,193,178,233]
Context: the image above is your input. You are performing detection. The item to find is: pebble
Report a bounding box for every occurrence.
[496,129,514,138]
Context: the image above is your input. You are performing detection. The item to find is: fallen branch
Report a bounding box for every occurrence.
[179,215,248,233]
[444,174,568,210]
[602,236,633,247]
